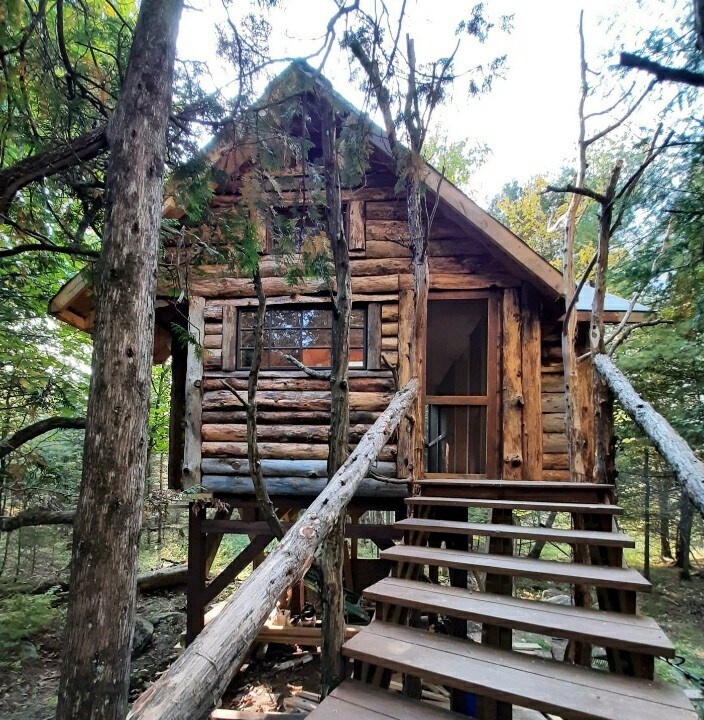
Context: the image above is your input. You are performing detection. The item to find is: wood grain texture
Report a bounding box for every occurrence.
[502,290,523,480]
[182,297,205,488]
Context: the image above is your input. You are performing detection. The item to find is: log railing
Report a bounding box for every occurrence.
[594,354,704,517]
[128,378,419,720]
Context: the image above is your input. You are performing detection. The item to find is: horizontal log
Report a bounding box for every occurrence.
[594,353,704,517]
[381,336,397,351]
[541,375,565,393]
[201,376,393,393]
[201,424,370,443]
[543,453,569,470]
[543,433,568,454]
[427,272,519,291]
[201,410,381,426]
[364,240,412,259]
[382,322,398,336]
[201,475,408,498]
[541,394,566,413]
[137,565,188,593]
[381,304,399,321]
[541,470,571,482]
[200,458,397,478]
[203,295,399,320]
[365,201,408,221]
[189,274,401,299]
[201,441,396,462]
[429,239,486,258]
[543,414,566,434]
[202,390,393,412]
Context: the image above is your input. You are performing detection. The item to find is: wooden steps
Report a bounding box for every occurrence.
[307,680,464,719]
[396,517,635,548]
[380,545,652,591]
[341,621,696,720]
[364,577,674,657]
[407,496,623,515]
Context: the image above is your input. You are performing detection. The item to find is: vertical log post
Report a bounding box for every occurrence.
[186,502,207,644]
[183,296,205,489]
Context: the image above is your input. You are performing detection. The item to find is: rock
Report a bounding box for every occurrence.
[131,615,154,657]
[17,641,39,661]
[543,594,572,606]
[149,611,183,627]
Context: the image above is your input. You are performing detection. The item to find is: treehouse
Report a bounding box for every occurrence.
[51,63,695,720]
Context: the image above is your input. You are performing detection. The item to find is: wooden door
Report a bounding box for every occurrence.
[424,292,500,478]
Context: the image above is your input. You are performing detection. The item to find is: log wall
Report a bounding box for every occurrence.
[178,179,566,491]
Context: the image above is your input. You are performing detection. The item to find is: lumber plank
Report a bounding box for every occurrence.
[308,680,462,719]
[342,623,695,720]
[364,578,674,657]
[380,546,651,592]
[395,518,635,548]
[407,497,622,514]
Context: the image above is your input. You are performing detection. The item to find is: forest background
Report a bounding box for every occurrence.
[0,0,702,710]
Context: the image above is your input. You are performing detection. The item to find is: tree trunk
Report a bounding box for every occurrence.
[643,448,651,581]
[594,354,704,518]
[590,163,621,485]
[128,381,418,720]
[658,477,673,559]
[56,3,183,718]
[318,89,351,698]
[246,270,284,540]
[676,491,693,579]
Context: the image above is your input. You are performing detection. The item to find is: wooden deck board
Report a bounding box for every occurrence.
[364,577,674,656]
[343,623,695,720]
[308,681,461,719]
[406,497,623,514]
[380,545,651,592]
[395,518,635,548]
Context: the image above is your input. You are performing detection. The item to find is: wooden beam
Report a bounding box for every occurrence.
[182,297,205,488]
[521,287,542,481]
[502,290,523,480]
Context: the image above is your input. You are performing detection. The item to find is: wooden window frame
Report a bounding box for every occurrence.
[235,304,368,371]
[424,290,500,479]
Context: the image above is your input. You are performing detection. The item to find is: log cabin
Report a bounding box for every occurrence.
[50,62,695,720]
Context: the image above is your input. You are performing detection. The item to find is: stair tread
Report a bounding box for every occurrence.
[364,577,674,656]
[343,622,696,720]
[396,518,635,547]
[406,497,623,514]
[418,479,614,491]
[380,545,651,592]
[308,680,460,719]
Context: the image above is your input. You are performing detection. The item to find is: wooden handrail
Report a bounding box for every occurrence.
[594,354,704,517]
[128,378,419,720]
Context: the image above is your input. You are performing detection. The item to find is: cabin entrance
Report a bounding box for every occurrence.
[425,293,499,477]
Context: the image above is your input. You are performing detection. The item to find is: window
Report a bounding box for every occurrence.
[237,307,366,370]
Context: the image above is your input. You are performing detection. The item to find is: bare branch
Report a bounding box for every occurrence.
[546,183,607,205]
[607,319,671,357]
[562,251,598,332]
[282,354,332,381]
[620,52,704,88]
[220,380,249,409]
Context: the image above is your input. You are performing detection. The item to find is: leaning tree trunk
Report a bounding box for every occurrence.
[56,3,183,718]
[318,90,352,697]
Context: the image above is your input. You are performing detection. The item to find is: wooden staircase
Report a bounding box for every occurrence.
[309,479,697,719]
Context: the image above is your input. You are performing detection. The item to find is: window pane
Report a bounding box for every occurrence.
[302,348,331,366]
[240,311,257,329]
[270,328,299,348]
[350,347,364,367]
[426,299,488,396]
[302,329,331,348]
[302,309,331,328]
[351,309,365,327]
[270,309,300,329]
[350,328,364,346]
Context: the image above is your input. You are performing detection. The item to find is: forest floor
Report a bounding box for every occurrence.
[0,561,702,719]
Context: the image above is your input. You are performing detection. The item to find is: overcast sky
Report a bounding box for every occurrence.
[178,0,678,204]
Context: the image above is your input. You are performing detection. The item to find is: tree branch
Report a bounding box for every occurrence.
[1,508,75,533]
[0,416,86,460]
[282,354,332,381]
[546,183,607,204]
[619,52,704,88]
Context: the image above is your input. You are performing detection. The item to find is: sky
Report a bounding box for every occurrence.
[177,0,679,205]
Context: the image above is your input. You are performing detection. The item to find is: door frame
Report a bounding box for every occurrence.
[424,290,501,479]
